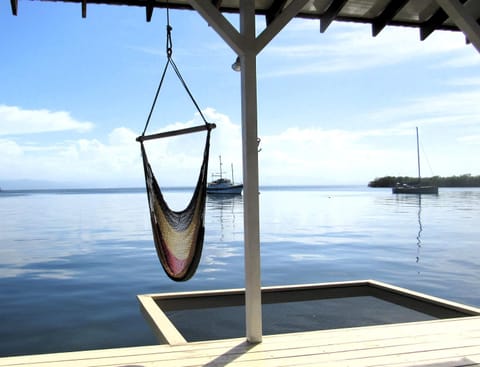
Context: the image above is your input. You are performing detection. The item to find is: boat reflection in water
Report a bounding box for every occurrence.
[206,194,243,242]
[395,193,425,266]
[415,195,423,264]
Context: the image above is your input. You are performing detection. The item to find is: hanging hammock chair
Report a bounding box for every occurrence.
[139,133,211,281]
[137,16,215,281]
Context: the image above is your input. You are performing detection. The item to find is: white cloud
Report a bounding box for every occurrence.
[457,135,480,144]
[0,115,140,186]
[258,127,395,185]
[2,86,479,188]
[1,103,478,188]
[141,107,243,185]
[435,51,480,68]
[0,139,23,156]
[0,105,94,136]
[261,22,475,77]
[446,77,480,87]
[254,76,480,183]
[0,108,243,188]
[366,88,480,128]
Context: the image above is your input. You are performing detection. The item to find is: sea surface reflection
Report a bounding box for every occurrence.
[0,186,479,356]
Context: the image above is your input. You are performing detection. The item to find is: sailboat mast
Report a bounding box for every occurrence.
[219,155,223,179]
[416,126,421,182]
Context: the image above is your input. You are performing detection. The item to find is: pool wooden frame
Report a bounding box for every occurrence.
[137,279,480,345]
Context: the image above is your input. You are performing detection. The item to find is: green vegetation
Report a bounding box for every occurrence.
[368,174,480,188]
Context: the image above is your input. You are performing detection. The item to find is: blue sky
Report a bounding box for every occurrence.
[1,2,480,188]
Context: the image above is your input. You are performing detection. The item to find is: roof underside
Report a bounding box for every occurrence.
[11,0,480,40]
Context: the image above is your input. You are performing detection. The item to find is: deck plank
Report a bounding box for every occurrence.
[1,316,479,367]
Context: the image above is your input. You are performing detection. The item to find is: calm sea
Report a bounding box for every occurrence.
[0,186,479,356]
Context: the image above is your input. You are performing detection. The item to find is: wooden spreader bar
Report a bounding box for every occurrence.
[136,123,216,142]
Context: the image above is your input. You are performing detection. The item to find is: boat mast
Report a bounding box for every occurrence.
[231,163,235,184]
[218,155,223,179]
[416,127,421,183]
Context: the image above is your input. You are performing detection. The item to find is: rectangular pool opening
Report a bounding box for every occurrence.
[138,280,480,345]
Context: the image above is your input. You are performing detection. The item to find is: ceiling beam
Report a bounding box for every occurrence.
[372,0,409,37]
[187,0,244,55]
[211,0,223,10]
[420,6,448,40]
[320,0,348,33]
[421,0,467,40]
[256,0,309,54]
[11,0,18,16]
[265,0,288,26]
[436,0,480,53]
[146,1,154,22]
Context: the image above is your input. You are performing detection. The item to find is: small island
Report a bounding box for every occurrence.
[368,174,480,188]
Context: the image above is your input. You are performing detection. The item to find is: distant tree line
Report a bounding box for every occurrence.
[368,174,480,188]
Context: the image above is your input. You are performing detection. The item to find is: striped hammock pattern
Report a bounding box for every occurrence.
[140,131,210,281]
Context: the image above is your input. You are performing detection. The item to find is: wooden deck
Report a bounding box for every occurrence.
[1,316,479,367]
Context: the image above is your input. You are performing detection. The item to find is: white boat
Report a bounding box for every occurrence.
[207,156,243,195]
[392,127,438,195]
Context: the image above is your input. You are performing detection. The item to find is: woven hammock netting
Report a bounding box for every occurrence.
[137,12,215,281]
[140,131,211,281]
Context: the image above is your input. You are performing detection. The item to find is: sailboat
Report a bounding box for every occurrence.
[392,127,438,195]
[207,156,243,195]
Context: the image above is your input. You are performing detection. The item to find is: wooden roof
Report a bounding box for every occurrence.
[10,1,480,41]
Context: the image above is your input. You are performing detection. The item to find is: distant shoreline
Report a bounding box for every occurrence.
[0,185,366,194]
[368,174,480,188]
[3,181,480,193]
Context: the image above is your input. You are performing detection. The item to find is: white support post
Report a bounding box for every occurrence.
[240,0,262,344]
[188,0,307,345]
[435,0,480,54]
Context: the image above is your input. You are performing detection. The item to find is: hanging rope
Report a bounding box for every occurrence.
[138,7,215,141]
[137,7,215,281]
